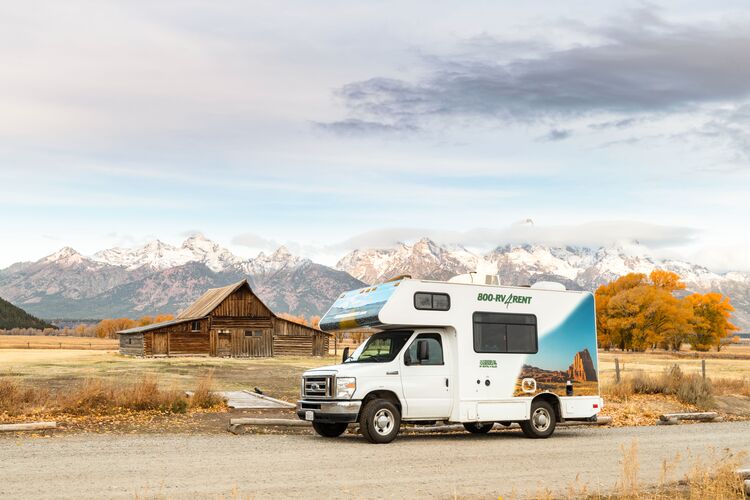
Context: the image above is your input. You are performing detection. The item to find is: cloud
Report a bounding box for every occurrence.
[231,232,281,251]
[325,220,698,253]
[539,128,572,142]
[326,10,750,129]
[313,118,415,135]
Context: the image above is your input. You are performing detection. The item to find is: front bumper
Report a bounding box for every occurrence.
[296,400,362,424]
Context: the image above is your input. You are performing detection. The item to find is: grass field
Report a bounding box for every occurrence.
[0,349,337,402]
[599,345,750,384]
[0,335,117,350]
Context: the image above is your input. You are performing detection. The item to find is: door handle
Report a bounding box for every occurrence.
[386,371,399,375]
[445,378,449,387]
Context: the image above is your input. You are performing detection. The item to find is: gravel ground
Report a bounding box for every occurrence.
[1,422,749,499]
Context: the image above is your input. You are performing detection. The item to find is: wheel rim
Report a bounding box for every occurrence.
[373,408,395,436]
[532,408,551,432]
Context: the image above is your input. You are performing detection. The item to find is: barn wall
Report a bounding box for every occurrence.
[272,318,330,356]
[119,334,144,356]
[211,287,272,318]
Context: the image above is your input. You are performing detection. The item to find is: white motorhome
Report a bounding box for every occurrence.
[297,274,602,444]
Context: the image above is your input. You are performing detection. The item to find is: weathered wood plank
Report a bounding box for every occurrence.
[736,469,750,479]
[659,412,719,421]
[0,422,57,432]
[229,418,310,427]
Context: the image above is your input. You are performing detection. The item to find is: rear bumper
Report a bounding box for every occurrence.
[296,400,362,424]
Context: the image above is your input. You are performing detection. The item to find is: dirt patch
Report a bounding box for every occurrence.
[714,395,750,417]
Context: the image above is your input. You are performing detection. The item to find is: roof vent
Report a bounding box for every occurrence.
[448,273,500,285]
[530,281,566,291]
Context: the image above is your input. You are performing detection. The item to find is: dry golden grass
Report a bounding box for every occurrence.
[599,349,750,384]
[189,369,223,409]
[602,365,715,410]
[0,349,336,402]
[0,372,229,417]
[0,335,117,350]
[527,440,746,499]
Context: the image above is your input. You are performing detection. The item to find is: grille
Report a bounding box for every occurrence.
[303,375,333,399]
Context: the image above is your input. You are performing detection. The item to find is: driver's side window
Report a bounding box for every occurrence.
[404,333,444,366]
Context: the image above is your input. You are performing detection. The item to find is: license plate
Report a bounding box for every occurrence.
[305,410,314,421]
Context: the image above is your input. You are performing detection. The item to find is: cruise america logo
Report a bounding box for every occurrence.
[477,292,532,308]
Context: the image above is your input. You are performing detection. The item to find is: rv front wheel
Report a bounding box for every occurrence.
[360,399,401,444]
[312,422,348,438]
[520,400,556,439]
[463,422,493,434]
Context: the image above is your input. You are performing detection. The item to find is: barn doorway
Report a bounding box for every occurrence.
[153,333,168,355]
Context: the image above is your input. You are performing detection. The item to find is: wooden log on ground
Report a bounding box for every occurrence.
[229,418,310,427]
[659,412,719,422]
[657,417,679,426]
[737,469,750,479]
[0,422,56,432]
[744,479,750,497]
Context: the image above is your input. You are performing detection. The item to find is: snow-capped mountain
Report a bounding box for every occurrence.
[92,234,241,272]
[0,235,748,329]
[0,236,363,320]
[336,238,750,329]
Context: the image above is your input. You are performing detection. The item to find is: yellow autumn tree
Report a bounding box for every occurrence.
[596,271,693,351]
[95,318,136,339]
[685,292,738,351]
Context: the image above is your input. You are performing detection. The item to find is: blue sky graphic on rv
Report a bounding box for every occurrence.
[319,279,403,331]
[525,294,598,373]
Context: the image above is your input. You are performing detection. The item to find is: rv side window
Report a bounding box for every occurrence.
[472,312,537,354]
[414,292,451,311]
[404,333,444,365]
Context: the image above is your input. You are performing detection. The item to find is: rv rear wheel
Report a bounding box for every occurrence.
[520,400,556,439]
[360,399,401,444]
[463,422,493,434]
[312,422,348,438]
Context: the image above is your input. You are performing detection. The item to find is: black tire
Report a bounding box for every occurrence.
[499,421,512,427]
[520,400,556,439]
[359,399,401,444]
[463,422,494,434]
[312,422,348,438]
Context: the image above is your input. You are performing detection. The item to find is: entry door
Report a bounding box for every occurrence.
[153,333,168,355]
[400,332,452,419]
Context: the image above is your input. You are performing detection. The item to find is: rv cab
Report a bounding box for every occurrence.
[297,276,603,443]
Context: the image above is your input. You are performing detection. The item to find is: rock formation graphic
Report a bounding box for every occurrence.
[568,348,598,382]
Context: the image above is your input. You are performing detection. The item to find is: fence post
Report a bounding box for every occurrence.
[702,359,706,380]
[334,336,337,357]
[615,357,621,383]
[27,341,30,349]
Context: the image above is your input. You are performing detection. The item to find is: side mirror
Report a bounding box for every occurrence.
[417,340,430,362]
[342,346,350,364]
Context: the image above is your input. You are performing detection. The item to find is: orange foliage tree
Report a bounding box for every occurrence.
[596,270,736,352]
[684,292,738,351]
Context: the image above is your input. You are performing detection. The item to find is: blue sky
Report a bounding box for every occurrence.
[1,1,749,270]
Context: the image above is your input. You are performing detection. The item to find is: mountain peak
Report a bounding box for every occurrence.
[271,246,294,259]
[45,247,85,266]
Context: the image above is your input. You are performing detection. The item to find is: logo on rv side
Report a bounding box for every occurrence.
[477,292,532,308]
[479,360,497,368]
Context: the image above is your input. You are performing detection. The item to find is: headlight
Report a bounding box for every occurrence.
[336,377,356,399]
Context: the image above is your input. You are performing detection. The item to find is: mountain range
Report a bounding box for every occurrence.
[0,235,748,330]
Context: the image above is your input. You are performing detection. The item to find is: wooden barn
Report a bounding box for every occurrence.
[117,280,330,357]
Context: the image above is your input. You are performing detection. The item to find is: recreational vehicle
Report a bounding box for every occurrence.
[296,274,603,444]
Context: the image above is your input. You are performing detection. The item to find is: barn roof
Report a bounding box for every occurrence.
[176,279,249,319]
[118,317,195,335]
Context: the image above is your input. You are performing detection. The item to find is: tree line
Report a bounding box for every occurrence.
[596,270,738,352]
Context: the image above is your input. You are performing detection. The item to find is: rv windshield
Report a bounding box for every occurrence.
[345,331,412,363]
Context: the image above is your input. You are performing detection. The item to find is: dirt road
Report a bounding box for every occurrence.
[1,422,749,499]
